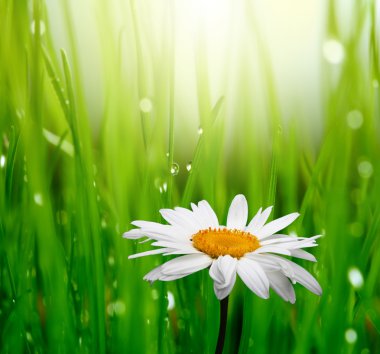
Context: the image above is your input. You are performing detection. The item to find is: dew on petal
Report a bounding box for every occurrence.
[139,98,152,113]
[345,328,357,344]
[170,163,179,176]
[348,267,364,289]
[167,291,175,311]
[346,110,363,130]
[358,160,373,178]
[323,39,345,64]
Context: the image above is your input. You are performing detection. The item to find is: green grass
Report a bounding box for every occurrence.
[1,0,380,353]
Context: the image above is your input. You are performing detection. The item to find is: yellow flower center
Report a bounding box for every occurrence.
[192,227,260,259]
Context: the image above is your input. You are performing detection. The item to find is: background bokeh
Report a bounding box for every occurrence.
[0,0,379,353]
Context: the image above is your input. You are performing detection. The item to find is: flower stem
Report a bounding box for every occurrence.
[215,296,229,354]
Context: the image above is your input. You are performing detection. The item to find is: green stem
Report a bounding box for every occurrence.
[215,296,229,354]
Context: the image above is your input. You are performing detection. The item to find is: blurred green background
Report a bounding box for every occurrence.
[1,0,379,353]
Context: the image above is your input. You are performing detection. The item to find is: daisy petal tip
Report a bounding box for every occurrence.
[123,230,140,239]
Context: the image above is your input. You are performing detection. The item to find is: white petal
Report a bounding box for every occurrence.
[197,200,219,228]
[132,221,188,241]
[246,207,262,231]
[160,208,199,234]
[261,236,301,246]
[129,247,173,259]
[253,246,292,256]
[144,264,164,283]
[209,256,238,300]
[290,249,317,262]
[143,254,212,284]
[163,248,203,256]
[237,258,270,299]
[244,254,282,271]
[265,235,320,250]
[262,255,322,295]
[227,194,248,229]
[266,271,296,303]
[288,261,322,295]
[246,206,273,234]
[123,228,144,239]
[161,254,212,276]
[256,212,300,239]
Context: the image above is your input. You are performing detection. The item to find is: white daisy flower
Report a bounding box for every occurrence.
[123,194,322,302]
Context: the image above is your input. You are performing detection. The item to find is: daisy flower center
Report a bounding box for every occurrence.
[192,227,260,259]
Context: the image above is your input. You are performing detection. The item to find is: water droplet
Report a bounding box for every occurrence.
[101,218,107,228]
[112,280,118,289]
[166,152,170,158]
[186,162,192,172]
[108,256,115,266]
[26,332,33,342]
[0,155,5,168]
[167,291,175,311]
[31,20,46,35]
[348,267,364,289]
[34,193,43,206]
[65,99,70,106]
[349,222,363,237]
[197,126,203,135]
[160,182,168,193]
[107,300,126,316]
[80,310,89,324]
[345,328,357,344]
[139,97,152,113]
[346,110,363,129]
[358,160,373,178]
[72,281,78,292]
[79,337,83,346]
[16,109,25,119]
[323,39,345,64]
[152,289,159,300]
[56,210,68,225]
[146,319,151,325]
[170,163,179,176]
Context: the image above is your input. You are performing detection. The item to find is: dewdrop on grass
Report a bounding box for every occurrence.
[31,20,46,36]
[346,110,363,130]
[323,39,345,64]
[348,267,364,289]
[358,160,373,178]
[139,98,152,113]
[345,328,357,344]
